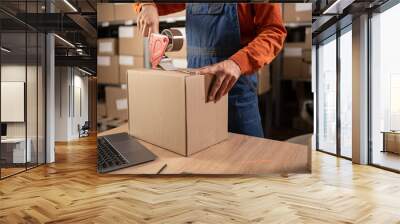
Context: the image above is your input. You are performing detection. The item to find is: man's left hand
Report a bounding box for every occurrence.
[197,60,241,102]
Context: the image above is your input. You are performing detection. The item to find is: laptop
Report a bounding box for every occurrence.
[97,132,156,173]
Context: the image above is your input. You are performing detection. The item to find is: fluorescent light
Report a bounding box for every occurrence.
[78,67,93,76]
[1,47,11,53]
[54,34,75,48]
[63,0,78,12]
[323,0,354,15]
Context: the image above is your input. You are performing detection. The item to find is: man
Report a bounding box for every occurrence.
[136,3,286,138]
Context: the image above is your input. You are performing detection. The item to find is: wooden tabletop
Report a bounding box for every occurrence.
[99,124,311,175]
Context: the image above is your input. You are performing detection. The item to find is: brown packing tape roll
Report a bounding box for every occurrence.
[162,28,184,52]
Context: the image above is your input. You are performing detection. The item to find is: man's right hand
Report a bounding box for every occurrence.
[137,4,159,37]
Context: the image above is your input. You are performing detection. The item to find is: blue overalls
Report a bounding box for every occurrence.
[186,3,264,138]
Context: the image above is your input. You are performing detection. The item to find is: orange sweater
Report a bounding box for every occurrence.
[136,3,287,75]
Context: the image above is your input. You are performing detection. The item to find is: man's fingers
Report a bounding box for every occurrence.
[198,66,212,75]
[208,75,224,101]
[224,76,236,96]
[199,63,222,76]
[215,76,231,102]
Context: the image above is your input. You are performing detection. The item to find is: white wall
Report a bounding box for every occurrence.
[54,67,89,141]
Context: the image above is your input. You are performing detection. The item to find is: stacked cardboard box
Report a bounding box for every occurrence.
[97,3,114,23]
[282,27,312,81]
[97,38,119,85]
[283,3,312,23]
[105,86,128,121]
[114,3,138,23]
[118,26,145,84]
[282,43,311,81]
[97,26,145,85]
[97,3,138,24]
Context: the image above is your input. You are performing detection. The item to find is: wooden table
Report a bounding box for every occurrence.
[381,131,400,154]
[99,124,311,175]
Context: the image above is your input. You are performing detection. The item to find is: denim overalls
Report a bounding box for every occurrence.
[186,3,264,137]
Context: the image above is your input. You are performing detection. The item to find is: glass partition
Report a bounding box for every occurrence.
[370,3,400,171]
[317,35,337,154]
[339,27,352,158]
[0,1,46,179]
[1,30,28,177]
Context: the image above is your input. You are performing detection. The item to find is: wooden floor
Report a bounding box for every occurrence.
[1,135,400,223]
[372,150,400,171]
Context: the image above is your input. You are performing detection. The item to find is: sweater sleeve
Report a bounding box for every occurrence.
[229,4,287,75]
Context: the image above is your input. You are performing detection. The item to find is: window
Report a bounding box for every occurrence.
[317,36,337,154]
[339,27,352,158]
[370,2,400,171]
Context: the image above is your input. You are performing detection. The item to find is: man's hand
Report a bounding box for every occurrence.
[137,4,159,37]
[198,60,241,102]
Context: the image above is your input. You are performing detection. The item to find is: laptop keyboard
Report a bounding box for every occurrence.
[97,137,129,173]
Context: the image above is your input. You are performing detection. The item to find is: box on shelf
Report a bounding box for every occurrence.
[97,56,119,84]
[283,3,312,23]
[305,27,312,48]
[285,42,311,60]
[303,49,311,64]
[118,26,144,56]
[97,102,107,118]
[105,86,128,121]
[282,43,310,81]
[282,58,310,81]
[114,3,138,22]
[119,55,144,84]
[97,3,114,23]
[127,69,228,156]
[257,65,271,95]
[98,38,118,56]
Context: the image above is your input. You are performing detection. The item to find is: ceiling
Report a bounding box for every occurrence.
[0,0,96,73]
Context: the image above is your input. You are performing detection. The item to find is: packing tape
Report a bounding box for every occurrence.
[161,28,184,52]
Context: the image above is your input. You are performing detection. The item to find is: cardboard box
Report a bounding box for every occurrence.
[283,57,310,81]
[105,86,128,121]
[97,3,114,23]
[305,27,312,48]
[283,43,310,80]
[114,3,138,22]
[119,55,144,84]
[303,49,311,64]
[98,38,118,56]
[97,102,107,118]
[118,26,144,56]
[97,56,119,84]
[257,65,271,95]
[284,42,311,64]
[127,69,228,156]
[283,3,312,23]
